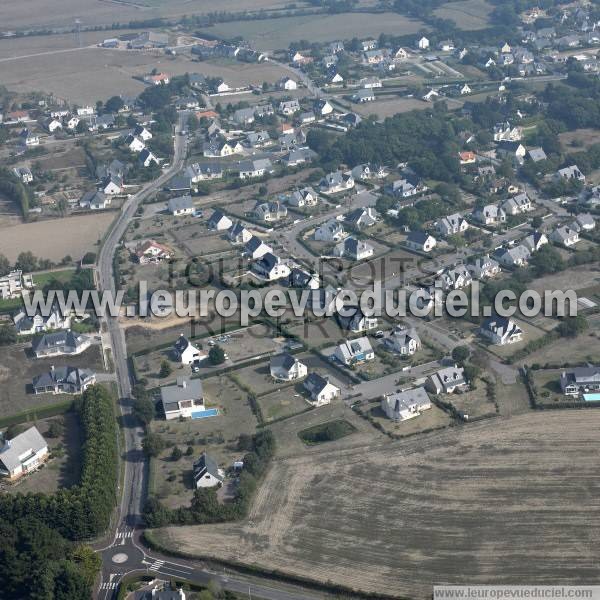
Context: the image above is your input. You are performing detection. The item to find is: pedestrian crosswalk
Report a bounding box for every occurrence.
[100,582,118,590]
[149,559,165,571]
[115,529,133,544]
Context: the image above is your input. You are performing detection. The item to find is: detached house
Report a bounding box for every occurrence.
[438,265,472,291]
[172,335,205,366]
[557,165,585,182]
[31,330,92,358]
[334,337,374,366]
[337,305,378,333]
[560,367,600,396]
[33,366,96,395]
[384,326,421,355]
[345,207,378,229]
[334,237,374,261]
[0,427,48,480]
[208,210,233,231]
[270,353,307,381]
[381,387,431,422]
[320,171,354,194]
[244,236,272,260]
[193,453,224,488]
[252,253,290,281]
[303,373,340,406]
[481,316,523,345]
[522,231,548,253]
[14,304,70,336]
[278,99,301,116]
[437,213,468,236]
[135,240,172,264]
[426,366,468,395]
[238,158,273,180]
[572,213,595,232]
[315,219,346,242]
[501,193,532,215]
[550,225,579,247]
[168,195,194,216]
[289,267,319,290]
[161,377,204,420]
[494,245,531,268]
[281,187,318,208]
[473,204,506,226]
[139,149,159,167]
[228,221,252,245]
[253,200,287,222]
[468,255,501,279]
[406,232,437,253]
[353,89,375,103]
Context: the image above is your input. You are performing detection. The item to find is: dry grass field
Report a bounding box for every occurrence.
[0,212,115,262]
[433,0,493,30]
[154,411,600,598]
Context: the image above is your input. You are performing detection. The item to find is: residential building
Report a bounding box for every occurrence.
[282,147,317,167]
[0,270,25,300]
[79,190,110,210]
[560,367,600,396]
[270,353,308,381]
[289,267,319,290]
[406,232,437,253]
[227,221,252,245]
[279,77,297,90]
[384,326,421,355]
[161,377,204,420]
[426,366,468,395]
[334,336,374,365]
[32,366,96,395]
[522,231,548,253]
[253,200,287,222]
[501,192,532,215]
[139,149,159,167]
[381,387,431,422]
[315,99,333,116]
[168,195,194,216]
[244,236,272,260]
[557,165,585,182]
[528,147,547,162]
[418,36,430,50]
[303,373,340,406]
[208,210,233,231]
[337,305,378,332]
[13,304,70,336]
[467,255,500,280]
[320,171,354,194]
[480,316,523,345]
[135,240,172,264]
[12,167,33,184]
[173,335,205,366]
[252,253,290,281]
[345,207,378,229]
[193,453,225,488]
[281,187,318,208]
[0,426,48,480]
[572,213,595,232]
[437,213,468,236]
[472,204,506,226]
[278,99,301,116]
[493,245,530,268]
[238,158,273,179]
[437,265,472,291]
[334,236,374,261]
[550,225,579,247]
[314,219,346,242]
[31,330,92,358]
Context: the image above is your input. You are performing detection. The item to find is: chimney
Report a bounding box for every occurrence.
[182,380,187,388]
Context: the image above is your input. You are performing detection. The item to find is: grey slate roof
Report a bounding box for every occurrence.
[0,426,47,473]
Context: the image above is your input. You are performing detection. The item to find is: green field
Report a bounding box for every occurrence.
[433,0,493,30]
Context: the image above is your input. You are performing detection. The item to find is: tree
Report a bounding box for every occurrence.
[531,216,543,229]
[159,360,172,378]
[15,251,37,272]
[451,345,470,364]
[133,396,155,424]
[5,423,26,440]
[463,364,480,383]
[142,433,166,457]
[208,345,226,365]
[46,420,63,438]
[170,446,183,461]
[75,120,88,134]
[530,245,564,276]
[104,96,124,113]
[186,445,194,456]
[0,324,17,346]
[0,253,10,276]
[557,315,588,338]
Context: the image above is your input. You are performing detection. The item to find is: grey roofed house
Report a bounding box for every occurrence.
[245,130,270,146]
[168,194,194,214]
[233,107,256,124]
[528,147,547,162]
[96,159,125,182]
[244,235,270,255]
[189,73,206,88]
[0,426,47,475]
[282,147,317,167]
[345,207,378,228]
[303,372,331,397]
[79,190,108,210]
[32,366,96,394]
[193,452,224,486]
[381,387,431,422]
[96,113,116,128]
[167,174,192,192]
[31,330,91,358]
[342,112,362,128]
[407,231,430,245]
[426,366,467,395]
[557,165,585,181]
[560,367,600,394]
[160,377,203,411]
[270,352,296,372]
[289,267,318,289]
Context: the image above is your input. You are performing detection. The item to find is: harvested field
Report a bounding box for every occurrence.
[203,12,426,51]
[558,128,600,151]
[0,212,115,262]
[433,0,492,30]
[154,411,600,598]
[353,96,431,118]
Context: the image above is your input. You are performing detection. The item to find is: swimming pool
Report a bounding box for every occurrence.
[583,393,600,402]
[191,408,219,419]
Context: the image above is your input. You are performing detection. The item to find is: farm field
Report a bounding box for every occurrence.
[353,96,432,118]
[202,12,426,51]
[153,411,600,598]
[433,0,493,30]
[0,212,115,262]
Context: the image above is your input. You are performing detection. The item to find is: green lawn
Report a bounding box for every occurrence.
[32,268,78,287]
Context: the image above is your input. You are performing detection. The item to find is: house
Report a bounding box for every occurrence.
[360,76,382,89]
[572,213,595,232]
[173,334,205,366]
[351,164,387,181]
[252,253,290,281]
[80,190,110,210]
[329,72,344,84]
[337,305,378,333]
[394,47,409,60]
[278,99,301,116]
[315,99,334,116]
[244,236,272,260]
[522,231,548,253]
[381,387,431,422]
[31,330,92,358]
[161,377,204,420]
[168,195,194,216]
[76,106,95,116]
[100,174,122,195]
[12,167,33,184]
[459,151,476,165]
[342,112,362,128]
[361,39,378,51]
[133,124,152,141]
[406,232,437,253]
[0,426,48,480]
[472,204,506,226]
[497,141,527,161]
[501,192,532,215]
[303,373,340,406]
[130,31,169,49]
[417,36,430,50]
[334,336,374,366]
[315,219,346,242]
[187,162,223,182]
[135,240,172,264]
[208,210,233,231]
[289,267,319,289]
[238,158,273,179]
[66,116,80,130]
[426,366,467,395]
[557,165,585,182]
[281,187,318,208]
[329,41,344,54]
[193,453,225,488]
[550,225,579,247]
[422,89,440,102]
[345,207,378,229]
[175,96,200,110]
[528,147,547,162]
[353,89,375,103]
[278,129,306,150]
[467,255,501,280]
[233,107,256,125]
[270,353,307,381]
[245,130,271,148]
[438,39,455,52]
[493,245,531,268]
[282,147,317,167]
[139,149,159,167]
[460,84,472,95]
[43,117,62,133]
[386,178,420,198]
[480,315,523,345]
[334,236,374,261]
[21,130,39,146]
[0,270,25,300]
[297,111,316,124]
[13,304,70,336]
[437,265,473,291]
[228,221,252,245]
[384,325,421,355]
[560,367,600,396]
[144,73,170,86]
[437,213,468,236]
[493,122,522,142]
[254,200,288,222]
[32,366,96,395]
[320,171,354,194]
[203,137,241,158]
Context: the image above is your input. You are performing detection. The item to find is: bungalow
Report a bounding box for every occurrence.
[168,195,194,216]
[270,353,307,381]
[172,335,205,366]
[334,236,374,261]
[360,76,382,89]
[467,255,500,280]
[480,315,523,346]
[406,232,437,253]
[208,210,233,231]
[252,253,290,281]
[193,453,224,488]
[303,373,340,406]
[31,330,92,358]
[426,366,467,395]
[244,236,272,259]
[289,267,319,290]
[135,240,172,264]
[33,366,96,395]
[353,89,375,103]
[337,305,378,333]
[228,221,252,245]
[437,213,468,236]
[384,325,421,355]
[472,204,506,226]
[550,225,579,247]
[315,219,346,242]
[0,426,48,480]
[238,158,273,179]
[281,186,318,208]
[297,111,316,124]
[345,207,378,229]
[144,73,170,86]
[334,336,374,366]
[381,387,431,422]
[320,171,354,194]
[501,192,532,215]
[557,164,585,182]
[522,231,548,253]
[560,367,600,396]
[161,377,204,420]
[139,149,159,167]
[253,200,288,222]
[493,245,530,268]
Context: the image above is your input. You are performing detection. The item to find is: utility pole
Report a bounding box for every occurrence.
[75,19,82,48]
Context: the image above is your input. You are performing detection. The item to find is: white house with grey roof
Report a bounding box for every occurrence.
[31,330,92,358]
[437,265,472,291]
[244,236,272,260]
[334,336,374,366]
[172,334,205,366]
[436,213,468,237]
[252,252,290,281]
[193,453,225,488]
[571,213,595,233]
[382,387,431,422]
[303,373,340,406]
[208,210,233,231]
[315,219,346,242]
[467,255,500,280]
[281,187,318,208]
[501,192,532,215]
[161,377,204,420]
[80,190,110,210]
[32,366,96,395]
[270,353,307,381]
[473,203,506,226]
[493,245,531,268]
[480,316,523,345]
[0,426,48,480]
[14,304,70,336]
[334,236,374,261]
[550,225,580,247]
[228,221,252,245]
[556,165,585,182]
[168,195,194,216]
[320,171,354,194]
[384,326,421,355]
[238,159,273,179]
[560,367,600,396]
[426,366,467,395]
[406,232,437,253]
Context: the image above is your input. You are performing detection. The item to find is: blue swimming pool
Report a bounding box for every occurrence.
[583,393,600,402]
[191,408,219,419]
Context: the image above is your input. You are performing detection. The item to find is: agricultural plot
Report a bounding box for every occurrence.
[433,0,492,30]
[154,411,600,598]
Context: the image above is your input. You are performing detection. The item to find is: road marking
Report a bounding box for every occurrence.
[100,582,119,590]
[149,560,165,571]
